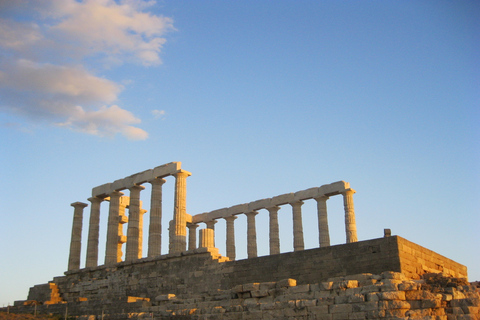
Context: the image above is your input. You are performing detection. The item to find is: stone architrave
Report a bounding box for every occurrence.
[187,223,199,251]
[267,206,280,255]
[105,191,124,265]
[125,185,145,262]
[342,189,358,243]
[68,202,88,271]
[246,211,258,258]
[85,197,102,268]
[224,216,237,260]
[314,195,331,247]
[206,220,217,246]
[171,170,191,253]
[148,178,166,257]
[291,201,305,251]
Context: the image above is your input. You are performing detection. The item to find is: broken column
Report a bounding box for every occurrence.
[68,202,88,271]
[342,188,358,243]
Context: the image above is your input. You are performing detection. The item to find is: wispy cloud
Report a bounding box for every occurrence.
[0,0,173,140]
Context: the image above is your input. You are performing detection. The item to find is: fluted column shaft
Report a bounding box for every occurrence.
[225,216,237,260]
[125,185,145,262]
[199,229,214,248]
[139,208,147,258]
[187,223,199,250]
[85,197,102,268]
[171,170,191,253]
[267,206,280,255]
[148,178,166,257]
[68,202,88,271]
[246,211,258,258]
[117,198,128,262]
[315,195,331,247]
[105,191,123,265]
[206,220,217,246]
[291,201,305,251]
[342,189,358,243]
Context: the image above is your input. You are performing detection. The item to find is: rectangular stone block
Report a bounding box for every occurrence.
[227,203,249,215]
[318,181,349,196]
[329,303,353,314]
[276,279,297,288]
[92,183,112,197]
[243,283,260,292]
[208,208,228,220]
[270,193,295,206]
[153,162,181,178]
[288,284,310,294]
[132,169,153,184]
[294,187,319,201]
[248,198,272,211]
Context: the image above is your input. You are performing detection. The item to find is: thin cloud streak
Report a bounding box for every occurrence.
[0,0,174,139]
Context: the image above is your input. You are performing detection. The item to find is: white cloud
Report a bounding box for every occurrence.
[0,0,174,139]
[152,109,165,119]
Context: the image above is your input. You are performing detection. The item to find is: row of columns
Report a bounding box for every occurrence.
[188,189,357,261]
[67,170,191,271]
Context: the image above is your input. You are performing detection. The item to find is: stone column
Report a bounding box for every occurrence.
[225,216,237,260]
[342,189,358,243]
[199,228,214,248]
[139,208,147,258]
[171,170,191,254]
[291,201,305,251]
[315,195,331,247]
[125,185,145,262]
[85,197,102,268]
[267,206,280,255]
[187,223,198,251]
[68,202,88,271]
[148,178,166,257]
[105,191,124,265]
[206,220,217,246]
[246,211,258,258]
[117,197,129,262]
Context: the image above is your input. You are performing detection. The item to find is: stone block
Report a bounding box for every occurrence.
[208,208,228,220]
[319,282,333,290]
[251,290,269,298]
[248,198,271,211]
[131,169,153,185]
[152,162,181,178]
[379,291,406,300]
[277,278,297,288]
[378,300,411,309]
[155,294,176,301]
[243,283,260,292]
[329,303,352,314]
[297,299,317,308]
[227,203,249,215]
[92,183,112,197]
[259,282,277,291]
[288,284,310,294]
[381,271,406,280]
[348,294,365,303]
[270,193,295,206]
[318,181,349,196]
[405,290,437,300]
[294,187,319,201]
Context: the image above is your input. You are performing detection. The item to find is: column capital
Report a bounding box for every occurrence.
[314,195,330,201]
[173,170,192,178]
[290,200,304,207]
[71,201,88,208]
[266,206,280,213]
[187,222,199,228]
[341,188,356,195]
[140,208,147,214]
[110,190,124,198]
[129,184,146,192]
[149,177,166,186]
[87,196,103,204]
[245,211,258,217]
[224,215,238,222]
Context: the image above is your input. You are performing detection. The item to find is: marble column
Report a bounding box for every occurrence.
[125,185,145,262]
[139,208,147,259]
[85,197,102,268]
[117,199,128,262]
[68,202,88,271]
[246,211,258,258]
[206,220,217,246]
[148,178,166,257]
[315,195,331,247]
[225,216,237,260]
[342,189,358,243]
[267,206,280,255]
[291,201,305,251]
[187,223,199,251]
[171,170,191,253]
[105,191,124,265]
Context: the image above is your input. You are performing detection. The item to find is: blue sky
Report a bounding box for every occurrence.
[0,0,478,306]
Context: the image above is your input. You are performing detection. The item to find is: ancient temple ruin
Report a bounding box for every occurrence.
[5,162,478,319]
